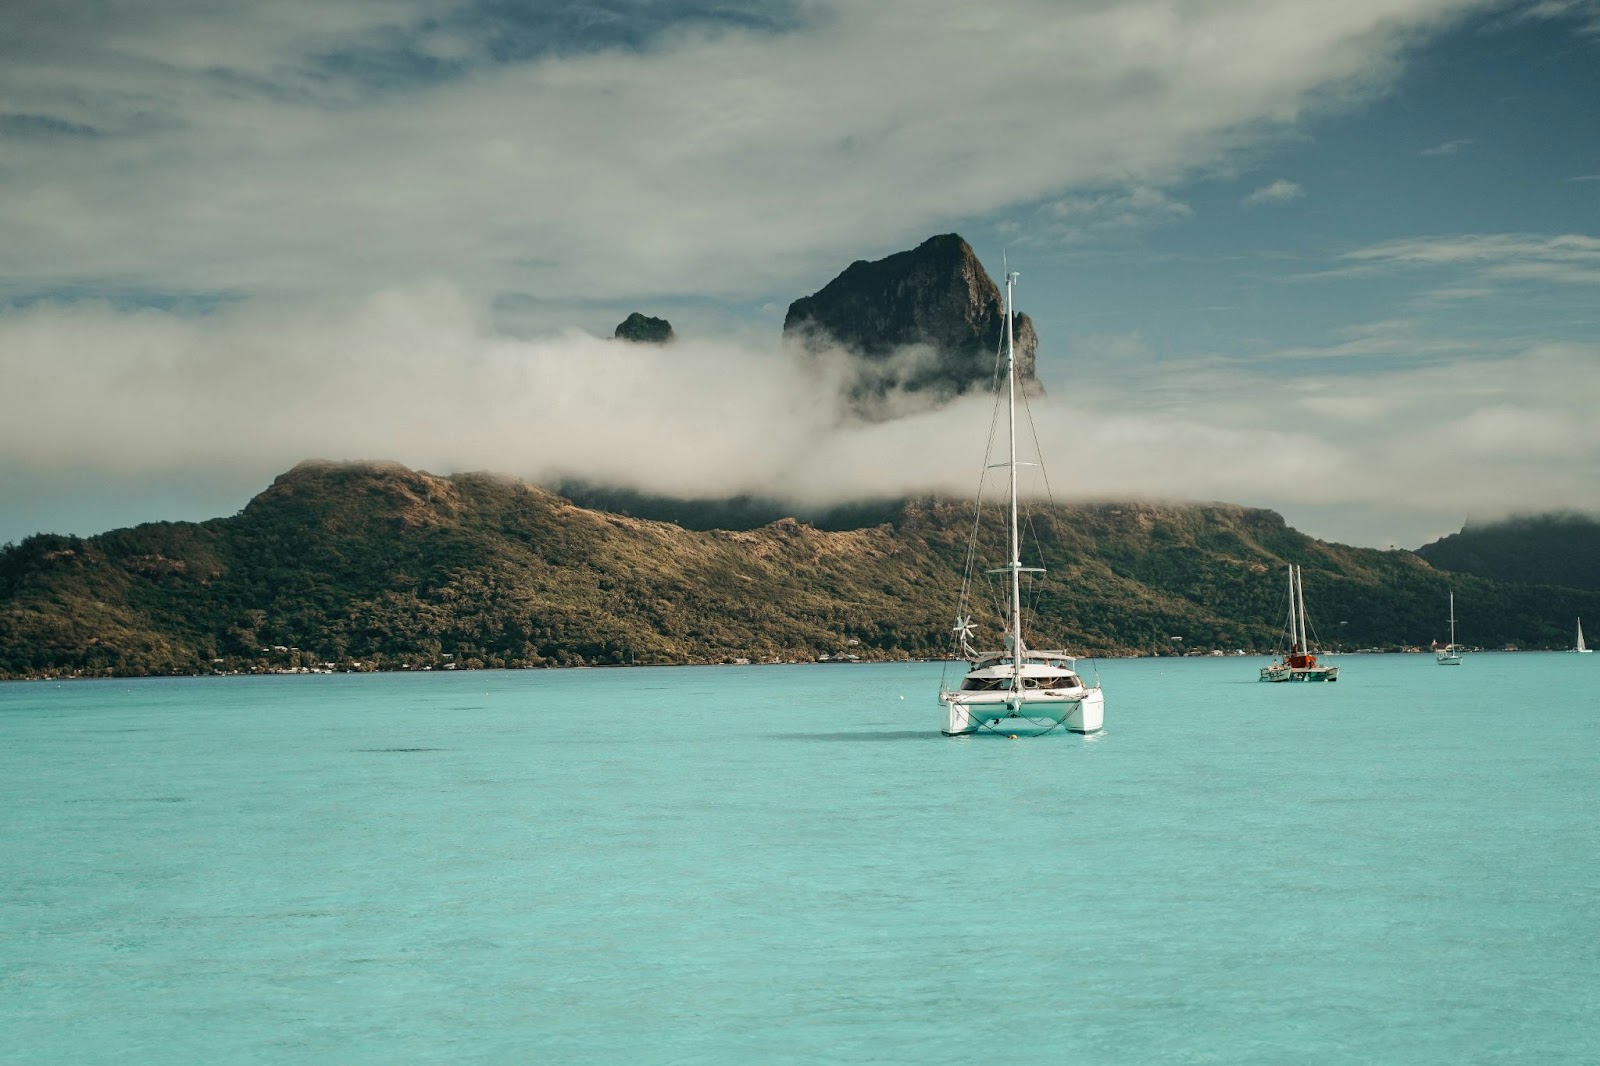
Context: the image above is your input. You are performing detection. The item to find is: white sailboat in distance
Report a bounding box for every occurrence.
[1437,591,1463,665]
[937,268,1105,736]
[1574,617,1592,654]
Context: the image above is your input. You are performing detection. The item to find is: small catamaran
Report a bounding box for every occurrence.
[1437,591,1463,665]
[937,268,1104,736]
[1259,565,1339,682]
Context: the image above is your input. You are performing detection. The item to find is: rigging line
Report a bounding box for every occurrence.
[968,702,1073,737]
[1018,374,1058,510]
[980,571,1008,639]
[1301,571,1327,651]
[989,312,1006,394]
[954,377,1014,661]
[1018,387,1106,680]
[964,320,1009,588]
[956,380,1009,624]
[1015,351,1072,637]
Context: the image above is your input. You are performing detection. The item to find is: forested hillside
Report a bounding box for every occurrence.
[1417,513,1600,592]
[4,461,1599,678]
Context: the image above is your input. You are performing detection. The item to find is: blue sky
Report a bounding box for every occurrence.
[2,0,1597,549]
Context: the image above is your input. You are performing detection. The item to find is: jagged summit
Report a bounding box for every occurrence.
[614,312,675,344]
[783,234,1040,413]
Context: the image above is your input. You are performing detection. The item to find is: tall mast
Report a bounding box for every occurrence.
[1295,565,1309,654]
[1006,269,1023,666]
[1448,591,1456,648]
[1287,565,1298,653]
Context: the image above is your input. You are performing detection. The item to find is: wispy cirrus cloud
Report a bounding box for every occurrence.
[1342,233,1600,285]
[1416,285,1497,303]
[1419,137,1473,156]
[1519,0,1600,33]
[1244,318,1477,367]
[1242,179,1304,207]
[1044,186,1193,237]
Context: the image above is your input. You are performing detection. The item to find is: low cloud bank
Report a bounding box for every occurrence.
[3,285,1598,548]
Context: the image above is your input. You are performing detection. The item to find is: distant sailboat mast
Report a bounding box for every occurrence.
[1296,565,1309,653]
[1437,590,1463,664]
[1260,562,1340,681]
[1286,567,1299,652]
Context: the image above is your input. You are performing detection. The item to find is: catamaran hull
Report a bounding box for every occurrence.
[1258,667,1339,682]
[940,689,1104,736]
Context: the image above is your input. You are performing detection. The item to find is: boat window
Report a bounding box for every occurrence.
[960,677,1011,691]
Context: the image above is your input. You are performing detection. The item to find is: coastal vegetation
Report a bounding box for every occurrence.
[1416,512,1600,592]
[5,461,1600,679]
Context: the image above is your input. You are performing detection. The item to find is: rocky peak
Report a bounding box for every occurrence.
[614,312,675,344]
[782,234,1041,414]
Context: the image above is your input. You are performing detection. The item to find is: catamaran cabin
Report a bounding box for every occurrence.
[958,651,1086,691]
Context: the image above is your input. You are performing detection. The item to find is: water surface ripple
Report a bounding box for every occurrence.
[3,655,1597,1063]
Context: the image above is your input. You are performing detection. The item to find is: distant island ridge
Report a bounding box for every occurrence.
[2,458,1598,679]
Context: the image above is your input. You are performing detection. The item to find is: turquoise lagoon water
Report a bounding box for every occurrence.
[3,653,1598,1064]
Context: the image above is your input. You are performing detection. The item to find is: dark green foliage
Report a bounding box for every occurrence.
[4,462,1600,678]
[1417,513,1600,592]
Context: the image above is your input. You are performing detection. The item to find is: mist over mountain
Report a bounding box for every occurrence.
[551,481,906,533]
[1417,512,1600,592]
[783,233,1041,417]
[614,313,675,344]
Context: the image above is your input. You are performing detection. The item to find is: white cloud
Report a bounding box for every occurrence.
[0,288,848,501]
[1419,137,1473,156]
[1252,318,1474,363]
[4,293,1596,550]
[1046,187,1193,236]
[1519,0,1600,33]
[0,0,1486,306]
[1242,179,1305,207]
[1416,285,1497,302]
[1342,233,1600,285]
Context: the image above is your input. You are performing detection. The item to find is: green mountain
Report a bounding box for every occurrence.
[1417,512,1600,592]
[5,461,1599,679]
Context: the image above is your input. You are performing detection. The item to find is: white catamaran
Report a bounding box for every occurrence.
[937,269,1105,737]
[1574,617,1592,654]
[1259,565,1339,682]
[1436,591,1463,665]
